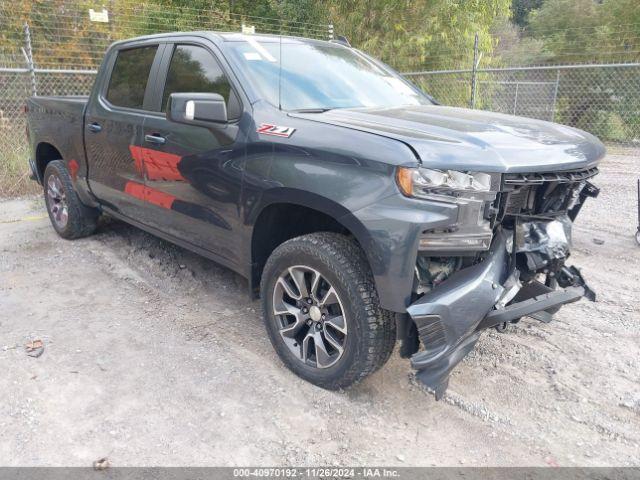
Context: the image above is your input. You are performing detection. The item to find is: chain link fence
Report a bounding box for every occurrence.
[0,65,32,196]
[405,63,640,145]
[0,67,99,196]
[1,2,639,197]
[0,2,333,197]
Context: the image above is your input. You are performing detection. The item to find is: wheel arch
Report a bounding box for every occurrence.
[35,142,63,182]
[247,189,376,298]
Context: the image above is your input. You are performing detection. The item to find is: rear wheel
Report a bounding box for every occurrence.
[261,232,396,389]
[43,160,99,239]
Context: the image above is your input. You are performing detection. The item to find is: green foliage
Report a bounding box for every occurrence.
[511,0,544,27]
[510,0,640,141]
[325,0,512,71]
[2,0,638,146]
[574,110,628,142]
[527,0,607,63]
[519,0,640,64]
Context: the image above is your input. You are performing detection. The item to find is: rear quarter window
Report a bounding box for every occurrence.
[106,46,157,109]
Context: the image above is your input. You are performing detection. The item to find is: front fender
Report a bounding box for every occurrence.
[246,187,355,226]
[342,193,458,312]
[242,120,425,311]
[246,187,422,311]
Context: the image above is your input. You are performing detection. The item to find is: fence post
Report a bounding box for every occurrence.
[551,69,560,122]
[470,32,479,108]
[23,23,37,97]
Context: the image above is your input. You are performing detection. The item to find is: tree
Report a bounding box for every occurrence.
[325,0,511,71]
[518,0,640,141]
[511,0,544,27]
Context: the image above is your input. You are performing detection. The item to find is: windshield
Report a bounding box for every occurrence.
[225,39,432,111]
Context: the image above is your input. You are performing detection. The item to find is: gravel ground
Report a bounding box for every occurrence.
[1,150,639,467]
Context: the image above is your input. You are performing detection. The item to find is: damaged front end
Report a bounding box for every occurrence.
[402,167,599,399]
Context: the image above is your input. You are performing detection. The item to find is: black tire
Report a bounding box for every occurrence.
[261,232,396,390]
[43,160,99,239]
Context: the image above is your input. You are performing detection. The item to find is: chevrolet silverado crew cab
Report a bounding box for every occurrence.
[26,32,604,398]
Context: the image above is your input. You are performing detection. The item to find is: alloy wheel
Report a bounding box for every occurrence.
[272,265,348,369]
[46,174,69,229]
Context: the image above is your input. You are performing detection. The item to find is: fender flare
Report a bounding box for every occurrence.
[34,139,97,207]
[245,187,379,288]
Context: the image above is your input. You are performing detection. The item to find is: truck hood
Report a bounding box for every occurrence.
[291,105,605,173]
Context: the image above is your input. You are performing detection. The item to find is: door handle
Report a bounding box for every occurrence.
[87,122,102,133]
[145,134,166,145]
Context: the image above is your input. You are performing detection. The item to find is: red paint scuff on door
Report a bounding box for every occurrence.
[124,181,176,209]
[129,145,184,181]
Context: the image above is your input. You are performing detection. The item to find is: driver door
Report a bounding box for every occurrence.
[138,41,246,268]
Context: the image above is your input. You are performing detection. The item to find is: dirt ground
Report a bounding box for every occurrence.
[1,150,639,467]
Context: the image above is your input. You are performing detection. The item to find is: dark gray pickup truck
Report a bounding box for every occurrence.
[26,32,604,398]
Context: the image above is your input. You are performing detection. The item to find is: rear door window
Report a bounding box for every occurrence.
[106,45,158,109]
[160,44,241,119]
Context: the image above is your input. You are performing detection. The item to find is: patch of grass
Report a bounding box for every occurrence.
[0,131,40,198]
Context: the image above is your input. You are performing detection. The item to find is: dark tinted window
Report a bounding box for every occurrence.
[161,45,240,118]
[106,46,157,109]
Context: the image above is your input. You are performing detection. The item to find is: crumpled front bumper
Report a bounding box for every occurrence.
[408,229,586,399]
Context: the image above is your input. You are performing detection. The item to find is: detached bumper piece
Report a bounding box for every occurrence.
[476,281,583,330]
[408,230,510,399]
[408,230,591,400]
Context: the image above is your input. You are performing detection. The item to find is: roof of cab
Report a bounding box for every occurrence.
[109,31,343,49]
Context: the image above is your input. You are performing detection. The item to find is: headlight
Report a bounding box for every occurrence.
[396,167,492,198]
[396,167,498,252]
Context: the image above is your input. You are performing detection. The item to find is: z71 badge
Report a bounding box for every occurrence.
[257,123,296,138]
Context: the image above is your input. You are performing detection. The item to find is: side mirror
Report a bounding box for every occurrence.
[167,92,228,126]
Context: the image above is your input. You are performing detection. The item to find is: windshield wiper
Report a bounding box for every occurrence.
[292,108,333,113]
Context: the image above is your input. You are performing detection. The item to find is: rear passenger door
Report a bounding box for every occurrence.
[139,42,246,268]
[85,43,163,219]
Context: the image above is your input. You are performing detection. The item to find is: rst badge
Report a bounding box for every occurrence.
[257,123,296,138]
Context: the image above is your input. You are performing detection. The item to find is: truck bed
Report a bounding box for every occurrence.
[27,95,88,116]
[26,95,89,186]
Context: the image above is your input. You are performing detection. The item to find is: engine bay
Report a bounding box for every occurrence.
[414,167,600,294]
[405,168,600,360]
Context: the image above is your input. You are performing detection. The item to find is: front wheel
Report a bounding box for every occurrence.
[260,232,396,390]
